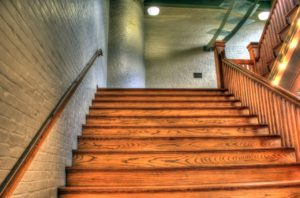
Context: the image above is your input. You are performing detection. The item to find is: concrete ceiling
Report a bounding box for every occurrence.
[144,0,272,10]
[144,0,272,50]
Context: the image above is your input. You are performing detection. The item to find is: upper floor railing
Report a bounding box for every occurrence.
[254,0,299,76]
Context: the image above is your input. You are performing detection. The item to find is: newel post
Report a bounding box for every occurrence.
[214,40,226,88]
[247,42,259,73]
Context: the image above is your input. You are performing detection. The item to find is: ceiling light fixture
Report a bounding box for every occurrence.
[258,11,270,21]
[147,6,160,16]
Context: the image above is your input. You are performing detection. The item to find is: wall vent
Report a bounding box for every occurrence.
[193,73,202,78]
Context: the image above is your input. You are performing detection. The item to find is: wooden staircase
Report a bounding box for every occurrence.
[59,88,300,198]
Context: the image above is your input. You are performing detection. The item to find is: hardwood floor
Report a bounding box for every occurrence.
[59,89,300,197]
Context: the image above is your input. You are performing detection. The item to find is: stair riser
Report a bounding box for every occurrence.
[82,126,270,137]
[88,109,250,117]
[72,150,296,168]
[97,90,227,95]
[60,187,300,198]
[92,101,242,108]
[65,166,300,187]
[93,96,235,101]
[86,117,259,126]
[78,138,281,151]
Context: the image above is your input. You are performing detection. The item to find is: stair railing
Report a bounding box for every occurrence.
[0,49,103,197]
[254,0,299,76]
[215,41,300,161]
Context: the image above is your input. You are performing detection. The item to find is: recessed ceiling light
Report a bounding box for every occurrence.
[147,6,160,16]
[258,11,270,21]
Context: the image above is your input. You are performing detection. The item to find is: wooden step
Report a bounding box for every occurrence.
[286,3,299,24]
[92,100,242,108]
[65,164,300,187]
[89,107,250,117]
[77,136,282,151]
[60,184,300,198]
[82,125,270,137]
[279,23,290,41]
[97,88,228,95]
[94,95,235,101]
[86,116,259,126]
[72,148,296,169]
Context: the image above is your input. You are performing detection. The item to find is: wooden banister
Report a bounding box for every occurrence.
[255,0,299,76]
[0,49,103,197]
[222,58,300,161]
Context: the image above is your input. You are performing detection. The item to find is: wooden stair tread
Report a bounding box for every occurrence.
[93,95,235,102]
[97,89,228,96]
[286,3,299,23]
[89,106,249,110]
[86,116,259,126]
[89,108,250,116]
[78,136,282,151]
[59,180,300,193]
[95,93,234,97]
[82,125,270,137]
[66,163,300,171]
[93,100,240,103]
[72,148,296,168]
[97,88,228,92]
[92,101,242,108]
[65,164,300,187]
[59,187,300,198]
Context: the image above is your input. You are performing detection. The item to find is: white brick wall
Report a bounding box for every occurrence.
[0,0,109,197]
[225,21,265,59]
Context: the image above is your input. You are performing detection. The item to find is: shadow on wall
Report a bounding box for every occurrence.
[146,47,217,88]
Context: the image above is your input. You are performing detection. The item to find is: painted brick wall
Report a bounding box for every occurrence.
[145,7,226,88]
[145,7,265,88]
[225,21,265,59]
[0,0,109,197]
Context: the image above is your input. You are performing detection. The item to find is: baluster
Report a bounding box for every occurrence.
[273,6,282,41]
[248,79,255,115]
[263,89,274,134]
[287,103,298,154]
[268,91,278,134]
[242,75,250,108]
[276,96,285,138]
[248,78,256,116]
[282,100,292,146]
[254,83,263,124]
[279,98,289,146]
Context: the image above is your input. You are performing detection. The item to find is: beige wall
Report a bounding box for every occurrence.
[145,6,265,88]
[145,7,221,88]
[225,21,265,59]
[0,0,109,197]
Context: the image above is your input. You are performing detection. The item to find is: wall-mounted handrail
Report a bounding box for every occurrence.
[222,58,300,161]
[0,49,103,197]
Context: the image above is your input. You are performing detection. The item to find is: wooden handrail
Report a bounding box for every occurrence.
[0,49,103,197]
[223,59,300,106]
[222,59,300,161]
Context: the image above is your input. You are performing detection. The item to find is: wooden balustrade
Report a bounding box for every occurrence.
[255,0,299,76]
[222,59,300,161]
[227,59,255,72]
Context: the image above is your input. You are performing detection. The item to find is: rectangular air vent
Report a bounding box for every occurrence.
[193,73,202,78]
